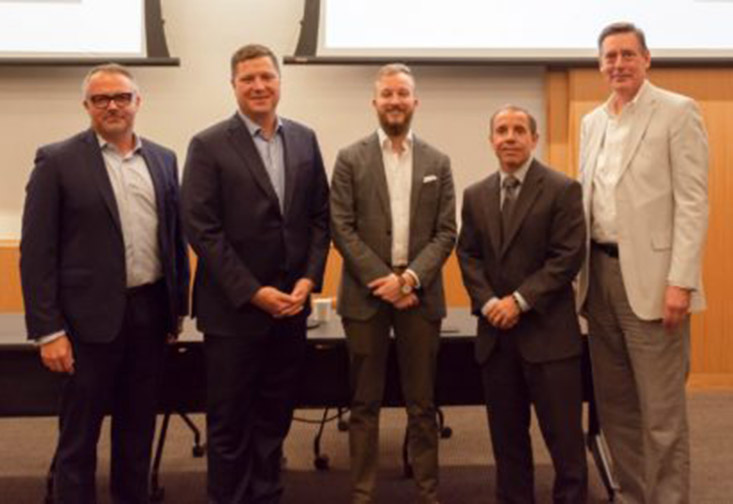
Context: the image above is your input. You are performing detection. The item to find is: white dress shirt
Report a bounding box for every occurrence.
[379,128,413,266]
[591,80,650,244]
[377,128,421,287]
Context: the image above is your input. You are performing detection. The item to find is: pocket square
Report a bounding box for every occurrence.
[423,175,438,183]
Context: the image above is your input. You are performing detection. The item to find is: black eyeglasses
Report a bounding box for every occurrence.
[87,92,135,109]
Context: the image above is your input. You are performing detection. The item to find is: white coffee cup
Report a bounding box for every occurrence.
[312,297,333,322]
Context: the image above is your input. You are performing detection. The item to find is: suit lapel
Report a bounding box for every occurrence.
[409,137,428,224]
[482,173,502,259]
[83,130,123,236]
[280,121,297,216]
[581,111,607,218]
[501,160,543,257]
[226,115,281,212]
[364,134,392,223]
[618,88,657,179]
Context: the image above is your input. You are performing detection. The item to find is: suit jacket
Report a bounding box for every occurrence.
[457,160,586,365]
[181,114,330,337]
[576,82,709,320]
[20,129,190,343]
[330,133,456,321]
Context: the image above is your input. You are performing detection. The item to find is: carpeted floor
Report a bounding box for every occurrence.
[0,391,731,503]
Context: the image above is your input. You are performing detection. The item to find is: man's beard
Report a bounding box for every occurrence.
[379,109,413,137]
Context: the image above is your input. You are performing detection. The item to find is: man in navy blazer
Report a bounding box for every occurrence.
[20,64,189,503]
[181,44,330,504]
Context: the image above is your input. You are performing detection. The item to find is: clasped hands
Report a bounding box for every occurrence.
[368,273,419,310]
[486,295,520,330]
[252,278,314,318]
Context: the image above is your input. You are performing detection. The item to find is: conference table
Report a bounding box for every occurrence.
[0,309,615,501]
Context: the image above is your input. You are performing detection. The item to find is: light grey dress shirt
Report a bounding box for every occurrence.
[239,112,286,212]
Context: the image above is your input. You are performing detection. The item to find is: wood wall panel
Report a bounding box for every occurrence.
[0,240,23,312]
[545,69,571,175]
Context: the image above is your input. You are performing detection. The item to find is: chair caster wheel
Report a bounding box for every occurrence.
[440,426,453,439]
[314,455,330,471]
[150,487,165,503]
[337,420,349,432]
[192,444,206,458]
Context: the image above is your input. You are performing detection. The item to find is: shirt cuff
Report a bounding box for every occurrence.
[481,297,500,316]
[35,330,66,346]
[404,269,421,289]
[513,291,530,312]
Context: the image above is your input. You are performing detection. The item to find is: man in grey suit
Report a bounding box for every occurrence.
[330,63,456,504]
[457,105,587,503]
[577,22,709,504]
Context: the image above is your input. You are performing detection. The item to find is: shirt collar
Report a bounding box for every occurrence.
[604,79,650,117]
[377,128,414,154]
[96,133,143,154]
[239,111,283,139]
[499,156,533,185]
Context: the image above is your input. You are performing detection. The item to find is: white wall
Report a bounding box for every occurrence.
[0,0,545,239]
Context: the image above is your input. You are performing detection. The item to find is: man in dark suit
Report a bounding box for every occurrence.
[181,44,330,504]
[457,105,588,503]
[330,64,456,504]
[20,64,189,504]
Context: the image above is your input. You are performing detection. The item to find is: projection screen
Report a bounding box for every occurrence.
[289,0,733,64]
[0,0,176,65]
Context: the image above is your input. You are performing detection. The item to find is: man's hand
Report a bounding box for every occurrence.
[279,278,315,317]
[252,286,299,318]
[663,285,691,331]
[368,273,403,303]
[393,293,419,311]
[40,335,75,374]
[486,295,520,330]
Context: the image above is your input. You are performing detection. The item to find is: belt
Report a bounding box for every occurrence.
[126,279,165,297]
[591,241,619,258]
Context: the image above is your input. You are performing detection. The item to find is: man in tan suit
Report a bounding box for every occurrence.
[330,63,456,504]
[577,22,709,504]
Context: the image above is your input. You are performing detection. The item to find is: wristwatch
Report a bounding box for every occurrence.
[398,275,413,295]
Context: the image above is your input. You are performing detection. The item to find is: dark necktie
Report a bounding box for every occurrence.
[501,175,520,244]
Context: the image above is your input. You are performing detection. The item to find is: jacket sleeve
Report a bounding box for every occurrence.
[169,154,190,316]
[667,99,709,290]
[457,188,496,316]
[516,180,586,313]
[302,133,331,292]
[20,147,65,340]
[330,148,393,286]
